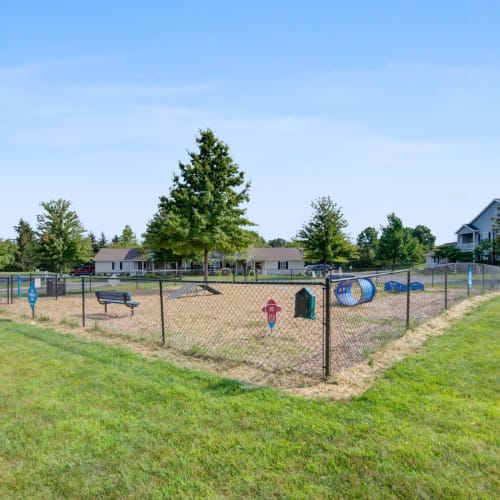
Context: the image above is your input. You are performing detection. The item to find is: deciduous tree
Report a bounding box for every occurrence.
[412,225,436,251]
[377,213,423,270]
[268,238,288,248]
[356,226,379,268]
[433,244,464,263]
[0,239,16,271]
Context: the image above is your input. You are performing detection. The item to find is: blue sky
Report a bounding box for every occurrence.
[1,1,499,246]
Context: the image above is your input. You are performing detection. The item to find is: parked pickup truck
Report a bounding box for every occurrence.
[69,264,95,276]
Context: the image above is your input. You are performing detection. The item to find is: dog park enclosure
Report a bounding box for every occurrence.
[1,264,499,383]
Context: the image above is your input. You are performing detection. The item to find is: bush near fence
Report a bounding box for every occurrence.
[1,264,499,384]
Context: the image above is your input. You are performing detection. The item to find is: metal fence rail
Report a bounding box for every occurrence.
[1,264,498,383]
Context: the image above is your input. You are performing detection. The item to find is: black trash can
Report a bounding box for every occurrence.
[46,278,66,297]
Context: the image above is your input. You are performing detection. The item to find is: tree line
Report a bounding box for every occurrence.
[0,201,141,274]
[2,128,473,276]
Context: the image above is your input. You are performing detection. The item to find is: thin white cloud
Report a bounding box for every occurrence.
[0,54,114,78]
[75,82,217,97]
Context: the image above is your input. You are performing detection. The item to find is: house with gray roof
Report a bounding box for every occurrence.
[94,246,306,276]
[94,248,151,275]
[247,247,304,275]
[456,199,499,256]
[208,247,305,275]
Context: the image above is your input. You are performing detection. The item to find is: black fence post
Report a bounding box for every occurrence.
[324,277,331,379]
[159,280,166,345]
[82,277,86,327]
[406,270,411,328]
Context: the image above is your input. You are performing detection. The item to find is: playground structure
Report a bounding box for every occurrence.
[334,278,377,306]
[384,280,425,293]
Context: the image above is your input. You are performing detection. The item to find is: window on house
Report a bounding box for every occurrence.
[278,261,288,270]
[112,262,115,270]
[462,234,473,244]
[120,262,123,270]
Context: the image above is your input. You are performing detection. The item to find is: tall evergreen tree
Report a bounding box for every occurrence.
[36,199,92,274]
[88,231,100,254]
[98,232,108,248]
[14,218,36,271]
[144,129,255,280]
[120,225,138,247]
[296,196,354,265]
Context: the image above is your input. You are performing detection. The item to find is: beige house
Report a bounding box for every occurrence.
[94,248,152,275]
[247,247,304,275]
[94,246,305,276]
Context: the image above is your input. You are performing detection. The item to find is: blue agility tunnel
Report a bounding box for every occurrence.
[334,278,377,307]
[384,280,424,292]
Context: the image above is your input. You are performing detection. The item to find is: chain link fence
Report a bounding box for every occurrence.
[1,264,499,384]
[327,264,500,374]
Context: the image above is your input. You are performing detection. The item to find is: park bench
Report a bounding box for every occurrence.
[95,290,140,316]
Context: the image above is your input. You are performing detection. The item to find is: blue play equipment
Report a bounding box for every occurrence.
[384,280,424,292]
[334,278,377,307]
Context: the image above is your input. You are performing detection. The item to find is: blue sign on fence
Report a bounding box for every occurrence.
[27,283,38,311]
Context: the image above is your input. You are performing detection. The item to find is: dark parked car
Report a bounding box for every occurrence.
[305,264,332,275]
[69,264,95,276]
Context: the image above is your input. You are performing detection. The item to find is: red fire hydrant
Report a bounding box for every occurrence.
[262,298,282,334]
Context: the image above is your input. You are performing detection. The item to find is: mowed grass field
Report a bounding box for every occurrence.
[0,296,499,498]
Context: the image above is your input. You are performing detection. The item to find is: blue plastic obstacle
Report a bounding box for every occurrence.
[334,278,377,306]
[384,280,424,292]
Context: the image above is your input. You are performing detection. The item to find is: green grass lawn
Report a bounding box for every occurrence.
[0,296,499,498]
